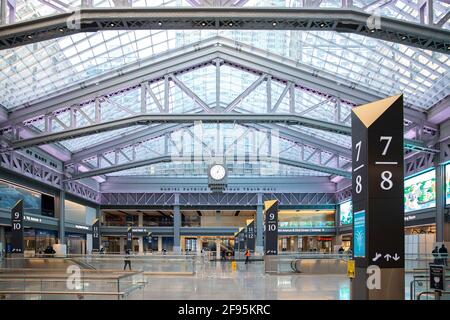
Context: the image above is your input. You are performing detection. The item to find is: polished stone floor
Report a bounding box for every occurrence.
[133,260,351,300]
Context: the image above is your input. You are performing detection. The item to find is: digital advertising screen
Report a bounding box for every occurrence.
[278,209,335,228]
[404,169,436,213]
[353,210,365,258]
[339,201,352,225]
[446,163,450,206]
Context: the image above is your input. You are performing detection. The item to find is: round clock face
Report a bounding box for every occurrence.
[210,164,226,180]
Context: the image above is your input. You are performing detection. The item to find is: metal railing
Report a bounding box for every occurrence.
[0,269,146,300]
[1,254,197,275]
[264,253,351,274]
[404,254,449,271]
[418,291,450,300]
[409,270,450,300]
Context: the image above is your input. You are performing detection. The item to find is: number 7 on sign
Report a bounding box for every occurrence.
[380,136,392,156]
[355,141,361,162]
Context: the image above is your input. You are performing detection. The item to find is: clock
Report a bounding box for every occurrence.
[208,163,228,192]
[209,164,226,181]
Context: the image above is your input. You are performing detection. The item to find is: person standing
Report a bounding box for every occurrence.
[221,249,226,261]
[245,249,250,264]
[432,246,440,264]
[438,244,448,266]
[123,249,132,270]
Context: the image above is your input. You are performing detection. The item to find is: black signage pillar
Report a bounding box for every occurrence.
[11,200,24,254]
[126,227,133,252]
[238,229,245,251]
[92,219,100,252]
[233,233,239,254]
[430,265,445,291]
[246,220,256,251]
[351,94,405,300]
[264,200,278,255]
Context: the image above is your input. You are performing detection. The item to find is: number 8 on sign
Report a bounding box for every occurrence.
[380,171,393,190]
[356,175,362,194]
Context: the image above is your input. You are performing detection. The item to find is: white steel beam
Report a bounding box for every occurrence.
[0,8,448,52]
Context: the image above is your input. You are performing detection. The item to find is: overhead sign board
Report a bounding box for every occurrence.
[126,227,133,251]
[264,200,278,255]
[11,200,24,254]
[246,220,255,251]
[92,219,100,251]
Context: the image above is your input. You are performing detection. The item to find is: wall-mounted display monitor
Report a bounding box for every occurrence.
[404,169,436,213]
[0,180,41,215]
[278,209,335,228]
[446,163,450,206]
[339,200,352,225]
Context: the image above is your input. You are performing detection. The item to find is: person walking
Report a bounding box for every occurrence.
[438,244,448,267]
[123,249,132,270]
[245,249,251,264]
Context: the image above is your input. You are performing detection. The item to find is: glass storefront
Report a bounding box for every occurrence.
[341,235,352,251]
[101,236,149,253]
[23,228,57,254]
[102,212,174,227]
[279,235,333,253]
[102,236,121,253]
[184,237,198,252]
[66,233,87,255]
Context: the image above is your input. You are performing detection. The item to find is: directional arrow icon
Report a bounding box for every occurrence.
[393,253,400,261]
[372,253,382,262]
[384,254,392,261]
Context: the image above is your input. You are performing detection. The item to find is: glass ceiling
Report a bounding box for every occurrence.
[0,0,448,178]
[87,123,343,177]
[1,29,448,110]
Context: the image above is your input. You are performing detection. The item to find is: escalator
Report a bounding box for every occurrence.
[68,258,97,270]
[220,243,234,255]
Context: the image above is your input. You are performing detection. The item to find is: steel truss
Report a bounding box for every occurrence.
[335,146,446,204]
[100,191,336,206]
[2,37,437,135]
[67,154,352,180]
[335,186,352,203]
[405,151,436,177]
[440,136,450,164]
[1,39,437,143]
[0,7,449,52]
[0,37,439,180]
[3,36,442,124]
[0,150,100,203]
